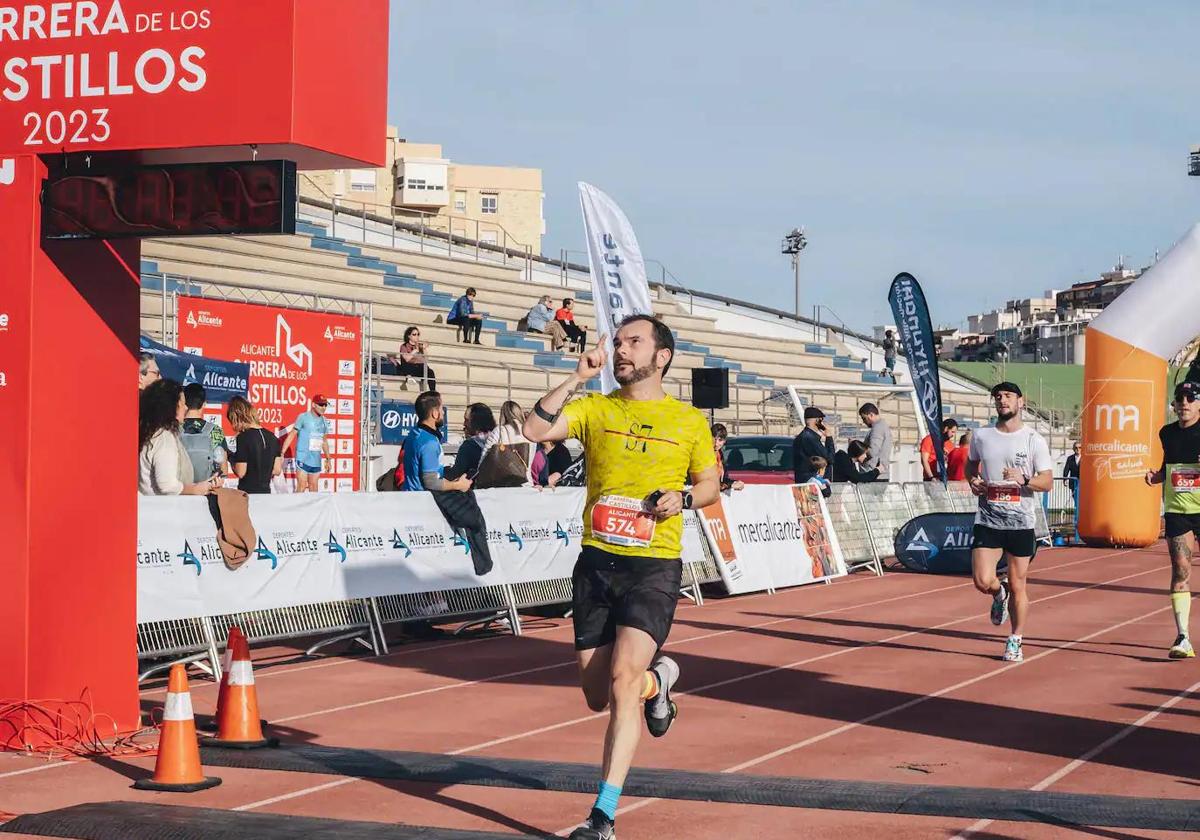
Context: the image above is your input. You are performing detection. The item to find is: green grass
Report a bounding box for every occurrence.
[944,362,1083,415]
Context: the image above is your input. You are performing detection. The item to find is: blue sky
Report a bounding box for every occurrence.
[388,1,1199,332]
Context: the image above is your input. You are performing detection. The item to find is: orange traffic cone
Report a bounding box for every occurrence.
[200,631,278,749]
[134,664,221,791]
[212,626,242,724]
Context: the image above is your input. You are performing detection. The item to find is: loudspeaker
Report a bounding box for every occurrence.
[692,367,729,410]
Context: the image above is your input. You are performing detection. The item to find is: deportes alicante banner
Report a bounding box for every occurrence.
[176,297,363,492]
[137,488,589,623]
[139,335,249,404]
[698,484,848,595]
[889,272,947,483]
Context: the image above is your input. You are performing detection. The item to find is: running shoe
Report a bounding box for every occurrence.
[1002,635,1023,662]
[1168,635,1195,659]
[989,584,1010,627]
[568,808,615,839]
[644,655,680,738]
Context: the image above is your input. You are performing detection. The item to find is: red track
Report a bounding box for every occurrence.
[2,544,1198,839]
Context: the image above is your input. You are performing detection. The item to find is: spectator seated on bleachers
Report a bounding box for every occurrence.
[525,295,568,352]
[447,287,484,345]
[388,326,437,391]
[555,298,587,352]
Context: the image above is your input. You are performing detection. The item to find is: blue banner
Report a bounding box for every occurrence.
[139,335,249,404]
[893,512,989,574]
[888,272,947,483]
[378,399,446,444]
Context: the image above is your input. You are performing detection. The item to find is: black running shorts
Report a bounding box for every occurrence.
[571,545,683,651]
[972,524,1037,559]
[1165,513,1200,539]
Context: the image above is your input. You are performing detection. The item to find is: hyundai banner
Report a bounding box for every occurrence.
[889,272,947,483]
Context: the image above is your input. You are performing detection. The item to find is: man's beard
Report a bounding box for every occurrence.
[997,410,1017,422]
[615,361,658,385]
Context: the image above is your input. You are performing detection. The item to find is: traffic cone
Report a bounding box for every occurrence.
[200,631,278,749]
[212,626,242,725]
[134,664,221,792]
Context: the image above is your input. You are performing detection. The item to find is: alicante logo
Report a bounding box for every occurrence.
[507,525,524,551]
[452,530,470,555]
[324,325,357,342]
[391,529,413,558]
[255,537,279,570]
[186,311,198,328]
[176,539,222,575]
[325,531,347,563]
[905,527,940,559]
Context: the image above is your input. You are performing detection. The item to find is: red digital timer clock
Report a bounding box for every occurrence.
[40,160,297,240]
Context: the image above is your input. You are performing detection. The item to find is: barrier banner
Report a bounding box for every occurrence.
[889,272,947,482]
[379,399,446,445]
[139,335,249,404]
[698,485,847,595]
[137,488,720,623]
[176,297,362,492]
[893,512,980,574]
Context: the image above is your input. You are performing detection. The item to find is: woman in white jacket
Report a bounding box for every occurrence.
[138,379,222,496]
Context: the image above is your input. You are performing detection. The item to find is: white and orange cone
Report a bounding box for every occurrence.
[134,664,222,791]
[212,626,240,724]
[200,631,277,749]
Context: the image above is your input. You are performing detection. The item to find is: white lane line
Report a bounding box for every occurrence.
[0,760,74,780]
[238,552,1144,813]
[951,676,1200,839]
[238,551,1123,725]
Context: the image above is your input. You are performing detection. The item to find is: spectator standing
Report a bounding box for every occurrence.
[227,395,282,494]
[920,418,959,482]
[526,295,569,352]
[881,330,898,382]
[180,383,228,481]
[946,432,972,481]
[139,352,161,391]
[138,379,222,496]
[401,391,472,492]
[806,455,832,497]
[282,395,331,493]
[531,439,573,488]
[793,406,835,483]
[858,403,893,480]
[711,423,744,491]
[446,403,497,482]
[555,298,588,351]
[1064,441,1081,492]
[448,287,484,345]
[832,440,880,483]
[392,326,437,390]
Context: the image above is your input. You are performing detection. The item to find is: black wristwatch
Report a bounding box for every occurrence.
[682,491,694,510]
[1021,475,1030,488]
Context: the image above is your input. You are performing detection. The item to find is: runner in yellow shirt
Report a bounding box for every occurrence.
[524,314,719,840]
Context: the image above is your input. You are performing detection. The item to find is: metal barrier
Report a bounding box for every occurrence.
[855,482,916,564]
[825,485,881,575]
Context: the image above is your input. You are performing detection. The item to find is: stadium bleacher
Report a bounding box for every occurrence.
[139,217,1010,458]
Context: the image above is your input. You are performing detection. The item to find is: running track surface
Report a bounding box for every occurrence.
[2,544,1199,839]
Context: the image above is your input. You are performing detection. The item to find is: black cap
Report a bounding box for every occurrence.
[804,406,825,421]
[1175,381,1200,401]
[991,381,1023,398]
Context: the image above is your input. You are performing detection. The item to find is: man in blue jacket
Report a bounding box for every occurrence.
[448,287,484,344]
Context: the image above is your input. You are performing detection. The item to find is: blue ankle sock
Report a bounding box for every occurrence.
[594,781,621,821]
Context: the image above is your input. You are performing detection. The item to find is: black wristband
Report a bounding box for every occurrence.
[533,399,560,424]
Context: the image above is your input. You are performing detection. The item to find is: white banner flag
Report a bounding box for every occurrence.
[578,182,654,394]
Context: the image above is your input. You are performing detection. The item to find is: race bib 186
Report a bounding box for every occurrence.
[591,495,656,548]
[986,484,1022,505]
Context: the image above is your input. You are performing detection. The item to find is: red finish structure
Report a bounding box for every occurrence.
[0,0,387,746]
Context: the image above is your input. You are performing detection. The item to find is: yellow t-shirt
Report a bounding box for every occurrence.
[563,392,716,559]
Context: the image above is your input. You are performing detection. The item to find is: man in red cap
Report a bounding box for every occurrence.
[283,394,331,492]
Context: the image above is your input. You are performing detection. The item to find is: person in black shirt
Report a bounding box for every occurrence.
[832,440,880,483]
[445,403,496,481]
[1145,380,1200,659]
[534,439,573,487]
[793,406,835,483]
[227,396,282,494]
[1063,441,1081,491]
